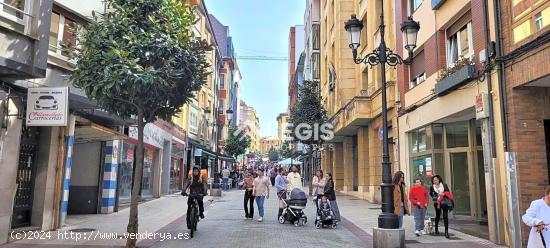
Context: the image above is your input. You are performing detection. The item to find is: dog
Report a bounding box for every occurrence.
[424,217,435,235]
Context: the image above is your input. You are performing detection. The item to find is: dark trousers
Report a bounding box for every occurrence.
[187,195,204,214]
[270,177,276,186]
[434,203,449,231]
[244,190,255,218]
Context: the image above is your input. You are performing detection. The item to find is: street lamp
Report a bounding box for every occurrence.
[344,4,419,230]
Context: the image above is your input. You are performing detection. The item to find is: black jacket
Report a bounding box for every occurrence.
[429,183,450,202]
[324,179,336,201]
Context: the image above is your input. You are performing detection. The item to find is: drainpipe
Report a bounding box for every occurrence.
[493,0,522,247]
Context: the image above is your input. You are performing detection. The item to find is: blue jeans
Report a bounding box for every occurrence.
[255,196,265,217]
[398,214,404,228]
[413,207,427,231]
[222,178,228,190]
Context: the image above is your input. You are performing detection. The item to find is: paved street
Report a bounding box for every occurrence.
[1,188,508,248]
[150,188,365,248]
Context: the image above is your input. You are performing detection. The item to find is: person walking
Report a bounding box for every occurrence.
[429,175,452,238]
[523,185,550,248]
[221,167,230,190]
[269,167,278,186]
[275,168,289,219]
[311,170,326,208]
[243,171,255,219]
[323,173,340,222]
[393,171,409,229]
[287,165,302,191]
[253,168,270,222]
[409,178,429,236]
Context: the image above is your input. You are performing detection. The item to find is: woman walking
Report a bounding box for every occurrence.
[323,173,340,222]
[253,168,270,222]
[393,171,409,228]
[523,185,550,248]
[429,175,452,238]
[311,170,326,208]
[243,171,255,219]
[409,178,429,236]
[275,168,289,219]
[287,165,302,191]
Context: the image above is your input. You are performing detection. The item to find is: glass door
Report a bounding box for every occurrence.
[450,152,471,215]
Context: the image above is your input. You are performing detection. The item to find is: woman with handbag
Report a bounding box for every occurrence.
[311,170,326,208]
[323,173,340,222]
[429,175,453,238]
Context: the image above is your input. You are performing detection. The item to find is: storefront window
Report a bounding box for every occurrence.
[476,120,483,146]
[141,149,156,198]
[118,142,135,203]
[409,127,431,153]
[433,124,443,149]
[410,155,432,186]
[446,122,469,148]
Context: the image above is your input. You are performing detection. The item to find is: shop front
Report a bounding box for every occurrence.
[406,118,487,221]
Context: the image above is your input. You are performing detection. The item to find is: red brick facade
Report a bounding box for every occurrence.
[498,0,550,244]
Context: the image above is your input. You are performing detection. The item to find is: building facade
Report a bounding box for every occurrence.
[260,136,281,157]
[239,100,261,154]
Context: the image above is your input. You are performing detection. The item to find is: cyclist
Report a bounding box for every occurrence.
[182,166,208,219]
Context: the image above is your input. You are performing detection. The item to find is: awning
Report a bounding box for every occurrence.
[74,122,127,143]
[69,92,135,126]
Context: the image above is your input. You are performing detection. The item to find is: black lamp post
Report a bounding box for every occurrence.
[344,3,419,230]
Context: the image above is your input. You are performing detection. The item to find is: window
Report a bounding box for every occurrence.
[49,12,81,58]
[446,22,473,67]
[535,6,550,30]
[190,111,198,134]
[410,127,431,153]
[409,0,423,13]
[220,74,225,89]
[410,73,426,89]
[312,52,320,80]
[312,24,320,50]
[409,50,425,89]
[1,0,25,24]
[446,122,469,148]
[511,0,550,43]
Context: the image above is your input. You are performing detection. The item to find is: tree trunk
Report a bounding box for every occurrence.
[126,112,145,248]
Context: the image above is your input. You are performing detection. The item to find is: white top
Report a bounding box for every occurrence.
[311,176,326,196]
[523,198,550,248]
[433,183,444,194]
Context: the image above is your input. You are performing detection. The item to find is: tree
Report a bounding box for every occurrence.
[279,142,292,158]
[224,125,251,158]
[268,147,279,161]
[289,80,328,145]
[70,1,210,247]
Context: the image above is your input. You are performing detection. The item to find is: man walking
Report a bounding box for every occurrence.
[253,168,270,222]
[222,167,230,190]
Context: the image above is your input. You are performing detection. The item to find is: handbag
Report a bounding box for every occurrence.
[441,197,454,211]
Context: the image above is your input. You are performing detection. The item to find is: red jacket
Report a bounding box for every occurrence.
[408,185,429,208]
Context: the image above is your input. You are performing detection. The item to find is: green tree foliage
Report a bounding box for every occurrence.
[289,80,328,145]
[279,142,292,158]
[224,125,251,158]
[70,1,209,247]
[268,147,279,161]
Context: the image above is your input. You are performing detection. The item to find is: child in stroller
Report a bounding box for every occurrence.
[315,195,337,229]
[278,188,308,226]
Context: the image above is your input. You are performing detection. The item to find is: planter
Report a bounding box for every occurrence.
[434,64,475,96]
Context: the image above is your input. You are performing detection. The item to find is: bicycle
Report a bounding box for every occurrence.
[182,192,202,238]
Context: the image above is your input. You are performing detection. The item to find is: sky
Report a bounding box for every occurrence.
[205,0,306,137]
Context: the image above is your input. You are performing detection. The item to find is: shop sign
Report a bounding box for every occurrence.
[475,93,490,120]
[26,87,68,126]
[129,123,171,149]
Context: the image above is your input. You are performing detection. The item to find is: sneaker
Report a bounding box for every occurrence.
[421,230,427,235]
[415,230,420,237]
[258,217,263,222]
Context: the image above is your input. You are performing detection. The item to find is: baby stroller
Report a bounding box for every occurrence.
[278,188,308,226]
[315,198,337,229]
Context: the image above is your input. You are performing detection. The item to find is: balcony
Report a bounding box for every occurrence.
[328,82,396,140]
[434,64,475,96]
[431,0,447,10]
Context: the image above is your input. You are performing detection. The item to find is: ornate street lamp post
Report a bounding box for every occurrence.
[345,2,419,230]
